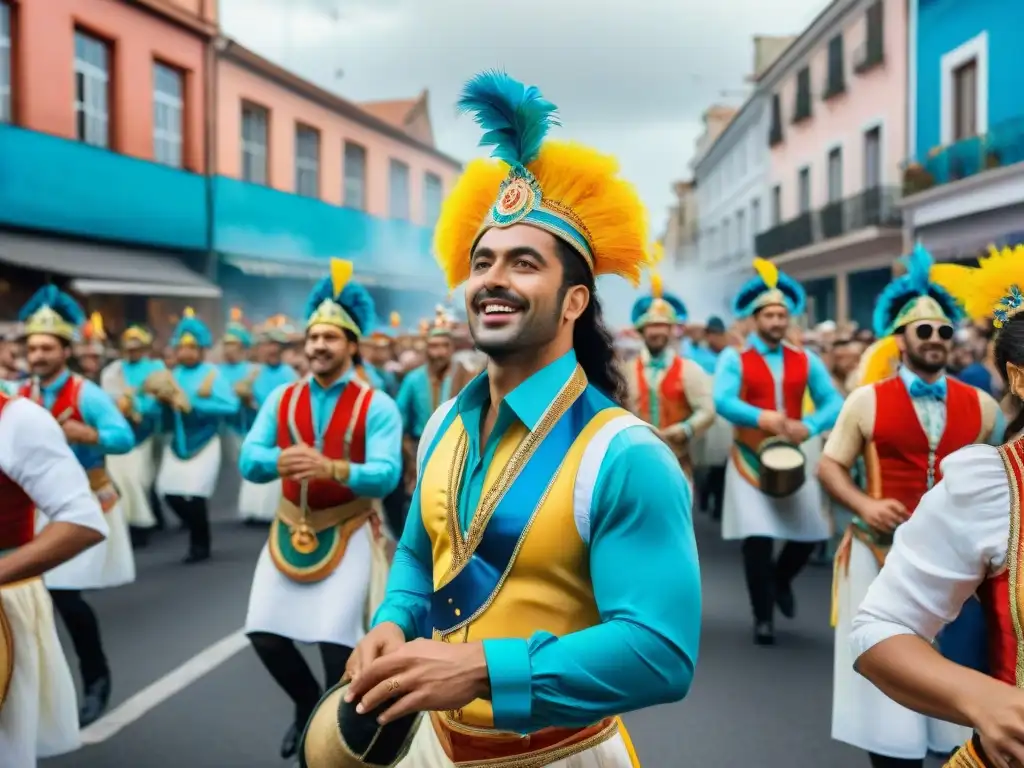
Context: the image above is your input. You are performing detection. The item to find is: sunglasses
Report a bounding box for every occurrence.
[913,323,955,341]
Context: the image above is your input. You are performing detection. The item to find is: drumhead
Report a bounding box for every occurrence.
[760,444,804,471]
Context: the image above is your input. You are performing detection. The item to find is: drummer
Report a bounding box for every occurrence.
[712,258,843,646]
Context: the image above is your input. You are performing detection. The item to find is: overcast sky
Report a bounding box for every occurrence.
[221,0,830,233]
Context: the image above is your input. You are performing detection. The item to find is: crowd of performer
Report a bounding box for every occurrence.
[2,67,1023,768]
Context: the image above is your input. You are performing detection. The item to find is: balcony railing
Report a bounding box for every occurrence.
[754,186,902,259]
[903,116,1024,196]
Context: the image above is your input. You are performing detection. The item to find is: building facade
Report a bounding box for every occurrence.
[902,0,1024,261]
[756,0,904,330]
[0,0,220,340]
[663,180,699,270]
[212,40,461,327]
[692,97,771,321]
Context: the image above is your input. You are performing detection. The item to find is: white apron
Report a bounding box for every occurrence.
[238,479,280,522]
[721,435,829,542]
[157,436,221,499]
[244,520,390,647]
[0,579,81,767]
[106,436,157,528]
[692,415,732,468]
[400,718,636,768]
[832,536,969,758]
[39,501,135,591]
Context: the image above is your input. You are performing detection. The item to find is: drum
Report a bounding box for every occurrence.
[758,438,806,498]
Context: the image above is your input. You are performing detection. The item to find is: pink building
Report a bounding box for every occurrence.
[756,0,904,328]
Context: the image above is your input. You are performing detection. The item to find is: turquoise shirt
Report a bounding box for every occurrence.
[365,364,398,398]
[239,368,402,498]
[687,345,719,375]
[35,368,134,470]
[118,358,164,443]
[712,333,842,436]
[220,360,257,435]
[396,364,451,439]
[221,361,299,436]
[165,362,239,459]
[374,351,701,733]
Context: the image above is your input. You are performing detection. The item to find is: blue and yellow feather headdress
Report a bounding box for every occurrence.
[631,243,687,328]
[171,307,213,349]
[433,70,651,289]
[18,285,86,342]
[872,244,963,337]
[303,259,375,340]
[732,258,806,319]
[941,244,1024,329]
[121,324,154,349]
[223,307,253,347]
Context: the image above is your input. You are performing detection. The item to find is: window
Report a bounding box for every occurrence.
[342,142,367,209]
[295,124,320,198]
[751,198,761,236]
[771,186,782,225]
[153,63,183,168]
[241,103,268,185]
[827,147,843,202]
[952,59,978,141]
[423,172,443,226]
[74,30,110,148]
[793,67,812,123]
[798,168,811,213]
[864,127,881,188]
[721,217,730,256]
[769,93,783,146]
[736,209,746,256]
[0,1,10,123]
[388,159,410,220]
[856,1,885,73]
[824,35,845,99]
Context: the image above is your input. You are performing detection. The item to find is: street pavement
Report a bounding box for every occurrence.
[41,496,947,768]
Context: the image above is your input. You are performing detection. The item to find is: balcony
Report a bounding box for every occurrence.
[212,176,441,287]
[902,116,1024,197]
[755,186,902,259]
[0,123,208,250]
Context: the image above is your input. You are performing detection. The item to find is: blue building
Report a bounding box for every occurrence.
[904,0,1024,259]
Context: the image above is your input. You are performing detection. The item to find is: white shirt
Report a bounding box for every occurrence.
[850,444,1008,657]
[0,397,108,536]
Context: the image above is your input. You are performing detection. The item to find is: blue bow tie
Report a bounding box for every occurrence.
[909,378,946,401]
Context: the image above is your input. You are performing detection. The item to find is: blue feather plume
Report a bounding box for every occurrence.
[303,277,376,336]
[172,316,213,348]
[872,244,964,336]
[631,294,688,325]
[18,285,86,326]
[732,271,807,318]
[457,70,560,167]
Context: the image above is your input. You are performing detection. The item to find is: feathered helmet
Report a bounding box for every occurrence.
[428,306,454,339]
[258,315,298,345]
[940,244,1024,330]
[732,258,806,318]
[303,259,376,340]
[224,307,253,347]
[433,70,651,289]
[872,243,963,337]
[631,242,687,329]
[18,285,86,342]
[368,312,402,346]
[76,312,107,356]
[171,307,213,349]
[121,324,154,350]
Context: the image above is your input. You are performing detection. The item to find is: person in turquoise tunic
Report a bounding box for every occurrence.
[101,323,167,544]
[712,258,844,646]
[18,285,136,727]
[238,258,402,761]
[154,308,240,563]
[326,71,700,768]
[220,308,258,454]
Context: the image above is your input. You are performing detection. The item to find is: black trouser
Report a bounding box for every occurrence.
[706,465,726,520]
[164,495,210,554]
[382,484,409,540]
[741,537,816,623]
[248,632,353,725]
[869,754,922,768]
[50,589,109,686]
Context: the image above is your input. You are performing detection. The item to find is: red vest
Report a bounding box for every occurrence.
[20,373,84,424]
[0,393,37,549]
[634,355,693,429]
[866,376,981,515]
[275,378,373,510]
[734,344,808,452]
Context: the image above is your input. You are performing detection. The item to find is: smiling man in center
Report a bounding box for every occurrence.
[300,71,702,768]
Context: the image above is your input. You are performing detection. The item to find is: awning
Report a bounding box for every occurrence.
[222,253,445,292]
[0,231,221,298]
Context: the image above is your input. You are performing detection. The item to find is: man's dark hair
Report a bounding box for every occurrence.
[553,238,627,405]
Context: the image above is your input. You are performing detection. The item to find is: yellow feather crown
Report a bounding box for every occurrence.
[952,244,1024,327]
[433,141,651,290]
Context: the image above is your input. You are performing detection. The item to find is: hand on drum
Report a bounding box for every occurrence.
[757,410,787,436]
[781,419,809,444]
[857,498,909,533]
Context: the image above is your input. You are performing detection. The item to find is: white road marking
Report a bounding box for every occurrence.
[80,629,250,745]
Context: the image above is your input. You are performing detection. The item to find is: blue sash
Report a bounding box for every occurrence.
[428,386,610,635]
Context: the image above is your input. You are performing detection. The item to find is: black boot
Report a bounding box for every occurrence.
[775,581,796,619]
[79,674,112,727]
[182,545,210,564]
[280,721,302,759]
[754,621,775,646]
